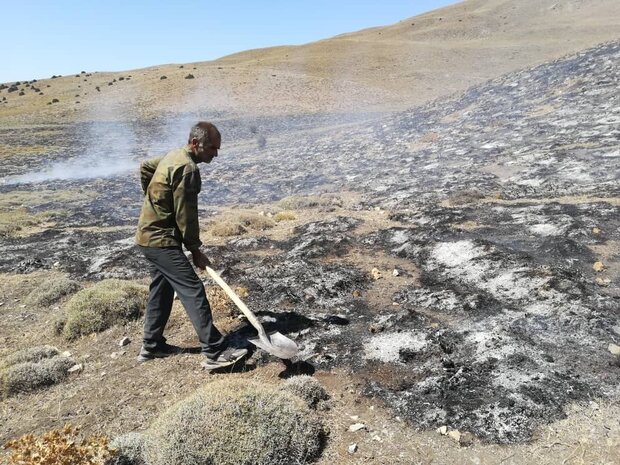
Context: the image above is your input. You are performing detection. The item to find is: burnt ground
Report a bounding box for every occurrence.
[1,41,619,448]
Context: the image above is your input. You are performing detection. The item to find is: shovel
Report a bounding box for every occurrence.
[205,266,299,359]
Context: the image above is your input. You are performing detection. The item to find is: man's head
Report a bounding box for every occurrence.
[188,122,221,163]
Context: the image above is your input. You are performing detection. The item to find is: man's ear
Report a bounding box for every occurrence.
[190,137,199,148]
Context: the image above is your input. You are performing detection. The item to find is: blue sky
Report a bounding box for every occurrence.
[1,1,458,83]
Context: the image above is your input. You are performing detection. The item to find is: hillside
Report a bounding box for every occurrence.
[1,0,619,123]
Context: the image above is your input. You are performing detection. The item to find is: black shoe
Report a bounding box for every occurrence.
[137,343,184,362]
[201,347,248,370]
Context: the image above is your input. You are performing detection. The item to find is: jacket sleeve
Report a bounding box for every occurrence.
[173,168,202,251]
[139,157,163,194]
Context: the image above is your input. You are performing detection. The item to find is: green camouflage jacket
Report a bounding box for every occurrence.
[135,147,202,251]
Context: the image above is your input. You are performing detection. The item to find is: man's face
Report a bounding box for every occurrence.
[193,132,221,163]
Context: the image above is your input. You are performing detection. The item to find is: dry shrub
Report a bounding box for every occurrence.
[3,424,113,465]
[24,276,81,308]
[281,375,329,409]
[2,345,59,368]
[209,221,247,237]
[209,211,275,237]
[62,280,148,340]
[109,433,146,465]
[143,379,324,465]
[206,286,249,317]
[273,211,296,222]
[278,194,341,210]
[1,355,75,397]
[0,207,65,237]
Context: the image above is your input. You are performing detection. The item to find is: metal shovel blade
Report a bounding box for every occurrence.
[205,266,299,359]
[249,331,299,359]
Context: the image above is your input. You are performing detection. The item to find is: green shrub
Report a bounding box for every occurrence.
[25,276,81,307]
[1,355,75,397]
[62,280,148,340]
[143,379,324,465]
[282,375,329,409]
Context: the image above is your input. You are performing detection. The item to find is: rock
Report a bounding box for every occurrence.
[184,74,195,79]
[592,227,601,235]
[393,269,400,277]
[608,343,620,356]
[68,364,83,373]
[592,261,605,272]
[437,425,448,435]
[447,430,461,443]
[348,443,358,454]
[119,336,131,347]
[349,423,367,432]
[371,268,382,280]
[62,351,72,357]
[349,415,359,421]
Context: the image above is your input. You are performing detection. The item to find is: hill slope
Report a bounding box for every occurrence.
[1,0,619,123]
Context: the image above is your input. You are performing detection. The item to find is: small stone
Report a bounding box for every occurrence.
[68,364,83,373]
[392,302,399,306]
[437,425,448,435]
[62,351,72,357]
[349,415,359,421]
[119,337,131,347]
[52,261,60,268]
[392,269,400,277]
[608,343,620,356]
[19,304,26,308]
[352,290,361,298]
[592,227,601,235]
[348,443,358,454]
[372,434,383,442]
[612,326,620,337]
[589,401,600,410]
[0,302,4,307]
[448,430,461,443]
[371,268,382,280]
[349,423,367,432]
[593,261,605,272]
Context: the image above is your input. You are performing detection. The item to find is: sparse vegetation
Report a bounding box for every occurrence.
[1,345,59,368]
[143,379,324,465]
[274,211,296,222]
[206,286,248,317]
[24,276,80,308]
[3,424,113,465]
[278,194,342,210]
[62,280,148,340]
[282,375,329,408]
[0,207,65,237]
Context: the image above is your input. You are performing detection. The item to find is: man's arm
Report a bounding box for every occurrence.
[139,157,163,194]
[173,168,202,253]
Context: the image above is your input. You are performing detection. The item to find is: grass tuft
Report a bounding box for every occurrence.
[110,432,146,465]
[62,280,148,340]
[2,345,59,369]
[273,211,297,222]
[208,211,275,237]
[278,194,342,210]
[143,378,325,465]
[24,276,81,308]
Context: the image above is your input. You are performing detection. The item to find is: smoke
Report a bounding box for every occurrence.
[3,106,140,186]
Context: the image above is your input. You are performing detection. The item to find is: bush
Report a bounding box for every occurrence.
[274,211,296,222]
[209,220,247,237]
[4,424,113,465]
[2,345,59,368]
[109,433,146,465]
[62,280,148,340]
[206,286,248,317]
[25,276,80,308]
[1,355,75,397]
[282,375,329,409]
[143,379,324,465]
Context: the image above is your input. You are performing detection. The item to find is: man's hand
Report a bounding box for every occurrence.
[191,249,211,270]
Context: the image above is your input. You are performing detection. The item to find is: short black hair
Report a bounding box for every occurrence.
[188,121,221,147]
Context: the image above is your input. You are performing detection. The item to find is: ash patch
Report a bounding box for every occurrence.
[284,216,360,259]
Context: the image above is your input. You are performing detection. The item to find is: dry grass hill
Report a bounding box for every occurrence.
[1,0,619,123]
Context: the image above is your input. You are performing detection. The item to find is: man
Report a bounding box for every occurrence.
[135,121,247,369]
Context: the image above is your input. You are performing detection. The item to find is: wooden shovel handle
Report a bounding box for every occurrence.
[205,266,268,338]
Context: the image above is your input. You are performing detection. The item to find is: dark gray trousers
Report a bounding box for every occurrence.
[138,245,224,357]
